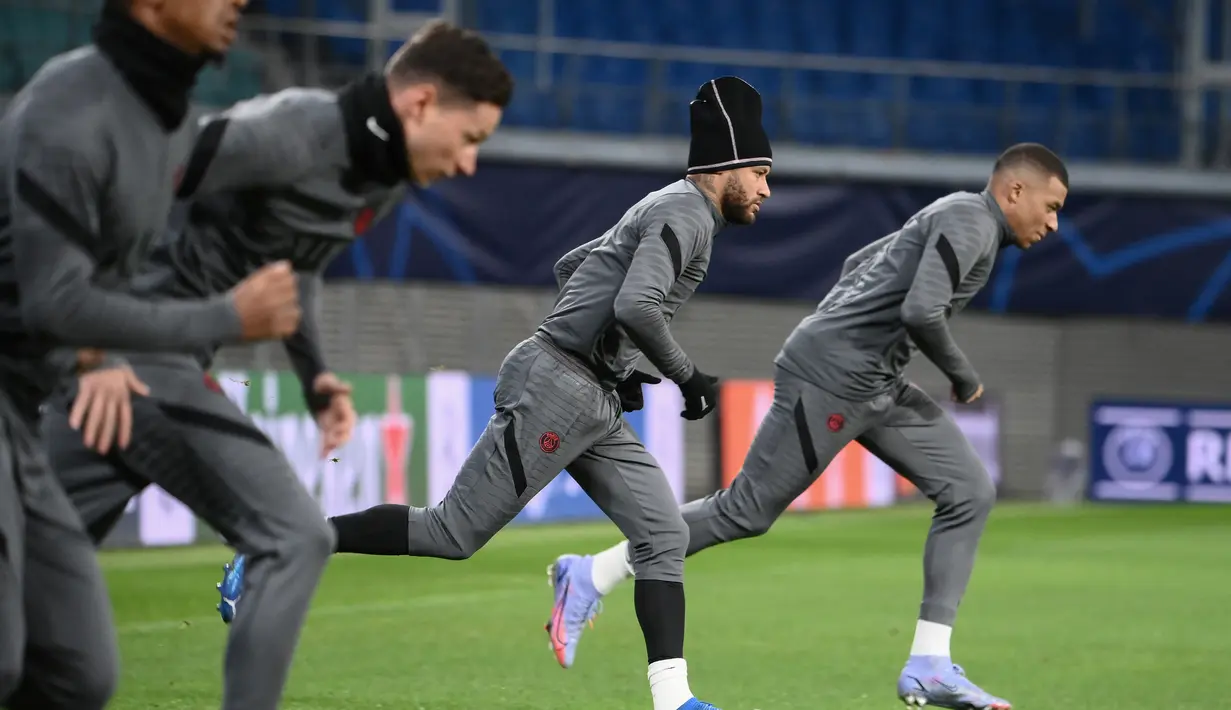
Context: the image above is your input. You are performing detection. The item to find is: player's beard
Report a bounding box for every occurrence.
[719,176,756,225]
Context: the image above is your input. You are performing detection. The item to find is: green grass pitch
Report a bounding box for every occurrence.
[102,502,1229,709]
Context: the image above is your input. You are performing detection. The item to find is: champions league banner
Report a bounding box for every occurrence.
[1088,401,1231,503]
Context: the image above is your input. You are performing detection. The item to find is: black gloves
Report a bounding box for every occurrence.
[618,367,721,420]
[678,368,719,421]
[617,370,662,412]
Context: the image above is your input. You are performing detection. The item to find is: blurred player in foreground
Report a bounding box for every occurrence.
[221,75,772,710]
[543,143,1069,710]
[44,19,512,710]
[0,1,304,708]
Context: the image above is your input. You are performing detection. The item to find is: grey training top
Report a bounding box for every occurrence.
[0,47,241,413]
[131,87,405,386]
[538,179,725,386]
[776,190,1014,399]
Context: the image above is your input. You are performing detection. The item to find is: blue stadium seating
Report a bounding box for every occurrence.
[461,0,1184,162]
[1,2,1188,162]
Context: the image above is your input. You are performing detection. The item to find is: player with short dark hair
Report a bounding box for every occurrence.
[542,142,1069,710]
[175,19,513,199]
[39,18,513,710]
[0,1,303,709]
[384,18,515,107]
[219,75,772,710]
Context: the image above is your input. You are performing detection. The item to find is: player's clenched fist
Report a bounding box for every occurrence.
[231,260,302,340]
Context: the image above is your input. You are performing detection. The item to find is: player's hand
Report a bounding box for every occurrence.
[231,260,301,341]
[616,370,662,412]
[952,382,984,404]
[70,366,150,455]
[313,372,356,458]
[678,367,720,420]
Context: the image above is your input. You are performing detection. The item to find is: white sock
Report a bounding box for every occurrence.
[909,619,952,658]
[648,658,692,710]
[590,541,635,595]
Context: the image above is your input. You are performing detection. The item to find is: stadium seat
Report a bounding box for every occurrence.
[705,0,753,50]
[655,0,710,47]
[0,2,1187,161]
[748,0,797,53]
[473,0,539,35]
[389,0,446,11]
[613,0,657,44]
[497,49,554,128]
[569,56,650,134]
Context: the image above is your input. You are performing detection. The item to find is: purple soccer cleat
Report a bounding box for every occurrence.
[897,656,1011,709]
[544,554,604,669]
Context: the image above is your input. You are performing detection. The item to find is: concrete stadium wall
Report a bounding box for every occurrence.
[213,281,1231,500]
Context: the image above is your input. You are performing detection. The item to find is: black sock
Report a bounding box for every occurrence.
[329,504,411,555]
[634,579,685,663]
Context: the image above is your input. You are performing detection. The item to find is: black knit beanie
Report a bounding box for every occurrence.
[686,76,772,174]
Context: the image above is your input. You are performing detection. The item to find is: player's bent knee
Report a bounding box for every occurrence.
[628,516,689,582]
[405,505,486,560]
[935,470,997,522]
[285,513,336,565]
[437,527,486,561]
[966,473,997,515]
[444,545,476,561]
[655,512,690,553]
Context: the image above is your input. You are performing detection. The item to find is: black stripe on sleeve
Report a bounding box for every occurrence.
[176,118,230,198]
[659,223,684,280]
[935,233,962,292]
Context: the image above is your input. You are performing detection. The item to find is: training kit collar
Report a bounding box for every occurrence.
[337,72,413,189]
[93,7,208,131]
[980,190,1019,248]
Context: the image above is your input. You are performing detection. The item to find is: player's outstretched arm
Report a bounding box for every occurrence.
[612,204,708,384]
[6,118,244,352]
[899,216,989,400]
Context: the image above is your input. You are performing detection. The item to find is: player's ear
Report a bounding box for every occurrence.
[413,82,440,114]
[1007,179,1024,205]
[388,82,425,125]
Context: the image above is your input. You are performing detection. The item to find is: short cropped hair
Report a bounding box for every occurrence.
[385,20,514,109]
[993,143,1069,188]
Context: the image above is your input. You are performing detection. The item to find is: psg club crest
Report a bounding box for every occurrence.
[826,413,845,432]
[539,431,561,454]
